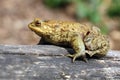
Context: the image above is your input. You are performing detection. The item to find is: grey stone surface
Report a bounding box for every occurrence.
[0,45,120,80]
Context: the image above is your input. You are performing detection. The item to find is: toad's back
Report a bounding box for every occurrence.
[41,20,91,36]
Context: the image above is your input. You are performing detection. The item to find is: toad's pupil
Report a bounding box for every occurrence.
[35,20,41,26]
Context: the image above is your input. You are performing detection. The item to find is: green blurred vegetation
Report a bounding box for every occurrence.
[75,0,102,24]
[107,0,120,17]
[43,0,120,34]
[43,0,71,8]
[43,0,103,23]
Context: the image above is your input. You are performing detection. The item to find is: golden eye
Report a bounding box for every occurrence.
[34,18,42,26]
[35,21,41,26]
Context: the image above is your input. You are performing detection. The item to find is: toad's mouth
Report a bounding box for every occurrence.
[28,23,43,36]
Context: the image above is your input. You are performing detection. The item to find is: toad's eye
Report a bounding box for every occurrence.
[34,18,42,26]
[35,20,41,26]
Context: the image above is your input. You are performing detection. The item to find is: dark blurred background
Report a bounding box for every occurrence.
[0,0,120,50]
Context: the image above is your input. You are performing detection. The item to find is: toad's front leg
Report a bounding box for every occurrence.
[67,34,87,62]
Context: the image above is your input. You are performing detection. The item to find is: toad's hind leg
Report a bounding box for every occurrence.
[66,34,87,62]
[85,41,109,57]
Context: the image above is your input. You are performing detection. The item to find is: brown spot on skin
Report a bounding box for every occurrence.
[43,20,49,22]
[54,24,59,28]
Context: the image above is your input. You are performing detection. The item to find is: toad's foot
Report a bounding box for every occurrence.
[85,50,94,57]
[66,53,88,63]
[85,47,108,57]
